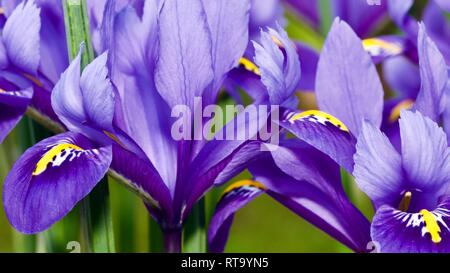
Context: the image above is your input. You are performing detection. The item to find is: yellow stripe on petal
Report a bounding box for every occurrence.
[33,143,84,176]
[289,110,349,132]
[362,38,403,57]
[223,180,267,196]
[389,99,414,123]
[420,209,442,244]
[239,57,261,76]
[271,35,283,48]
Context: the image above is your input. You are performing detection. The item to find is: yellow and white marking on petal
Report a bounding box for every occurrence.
[32,143,86,176]
[221,180,267,200]
[224,180,267,194]
[288,110,349,132]
[394,207,450,244]
[239,57,261,76]
[363,38,403,57]
[420,209,442,244]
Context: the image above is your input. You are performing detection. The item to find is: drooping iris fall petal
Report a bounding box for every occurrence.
[371,198,450,253]
[279,108,356,173]
[3,132,112,234]
[208,141,371,253]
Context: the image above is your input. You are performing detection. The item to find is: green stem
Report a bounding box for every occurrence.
[80,180,115,252]
[63,0,94,67]
[284,10,324,51]
[63,0,115,253]
[318,0,333,35]
[149,217,164,253]
[183,198,206,253]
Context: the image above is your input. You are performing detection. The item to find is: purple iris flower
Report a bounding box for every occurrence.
[355,110,450,253]
[208,17,450,253]
[314,19,450,253]
[208,18,380,252]
[0,0,116,143]
[2,0,283,253]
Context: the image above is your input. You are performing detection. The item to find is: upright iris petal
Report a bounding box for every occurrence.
[3,0,40,75]
[414,24,448,122]
[201,0,250,104]
[155,0,214,111]
[276,18,383,173]
[0,0,39,142]
[353,120,404,208]
[51,50,115,144]
[315,18,384,136]
[253,25,300,105]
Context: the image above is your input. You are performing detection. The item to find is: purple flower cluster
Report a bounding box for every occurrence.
[0,0,449,253]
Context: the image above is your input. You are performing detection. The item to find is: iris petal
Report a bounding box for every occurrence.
[371,196,450,253]
[353,119,403,207]
[279,108,356,173]
[414,23,448,122]
[208,180,265,253]
[315,18,384,136]
[0,87,32,143]
[400,110,450,193]
[3,132,112,234]
[2,0,40,75]
[253,25,300,105]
